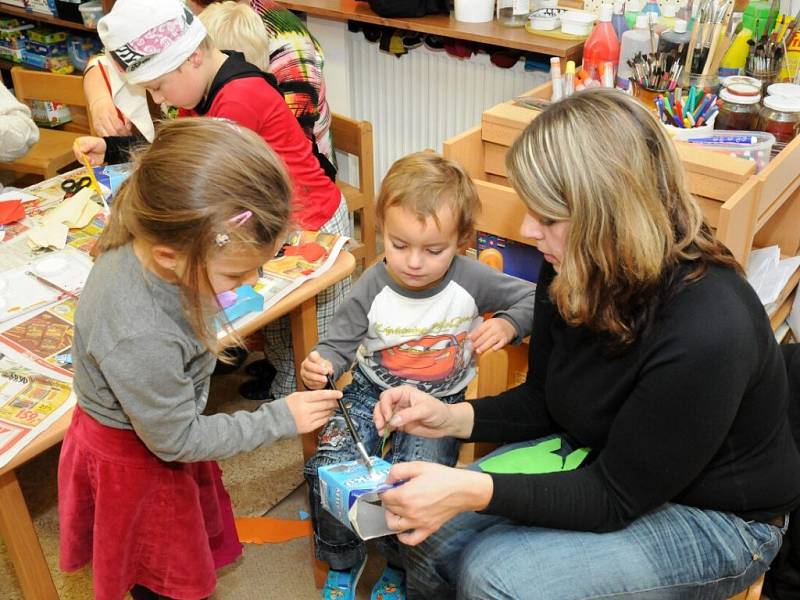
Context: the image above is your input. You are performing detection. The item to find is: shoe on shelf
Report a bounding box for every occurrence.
[244,357,277,380]
[322,557,367,600]
[370,564,406,600]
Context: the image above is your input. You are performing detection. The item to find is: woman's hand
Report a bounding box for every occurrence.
[375,385,473,440]
[300,351,333,390]
[285,388,340,433]
[73,136,107,165]
[468,317,516,354]
[381,462,494,546]
[90,96,131,136]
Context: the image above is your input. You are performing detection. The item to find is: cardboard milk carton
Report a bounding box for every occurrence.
[318,457,397,540]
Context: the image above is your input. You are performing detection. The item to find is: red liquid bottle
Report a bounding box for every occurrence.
[582,4,621,81]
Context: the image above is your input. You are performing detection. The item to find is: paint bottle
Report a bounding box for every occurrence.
[550,56,564,101]
[656,4,677,33]
[583,3,621,78]
[624,0,641,29]
[617,14,652,89]
[719,27,753,78]
[657,19,690,63]
[640,0,661,18]
[742,0,771,40]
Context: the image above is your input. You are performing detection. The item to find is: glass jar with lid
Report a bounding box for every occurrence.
[498,0,530,26]
[720,75,762,99]
[715,88,762,131]
[759,95,800,155]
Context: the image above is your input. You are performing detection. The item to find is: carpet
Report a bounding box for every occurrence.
[0,362,306,599]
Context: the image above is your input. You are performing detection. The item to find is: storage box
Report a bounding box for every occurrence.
[318,457,396,540]
[26,38,68,56]
[29,99,72,127]
[21,49,73,73]
[27,27,66,44]
[78,0,103,28]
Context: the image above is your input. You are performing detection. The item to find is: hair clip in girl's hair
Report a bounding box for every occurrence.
[215,211,253,248]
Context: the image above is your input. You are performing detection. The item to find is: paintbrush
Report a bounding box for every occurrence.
[702,0,733,76]
[78,152,109,215]
[326,374,375,475]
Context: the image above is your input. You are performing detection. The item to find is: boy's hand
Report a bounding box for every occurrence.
[468,317,516,354]
[300,351,333,390]
[285,388,340,434]
[91,96,132,136]
[73,136,107,165]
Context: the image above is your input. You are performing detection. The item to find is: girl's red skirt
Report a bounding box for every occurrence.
[58,406,243,600]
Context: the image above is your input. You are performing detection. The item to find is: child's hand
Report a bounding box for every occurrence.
[285,388,341,434]
[301,351,333,390]
[91,96,132,136]
[468,317,516,354]
[73,136,107,165]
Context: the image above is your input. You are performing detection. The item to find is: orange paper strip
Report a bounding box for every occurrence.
[234,516,313,544]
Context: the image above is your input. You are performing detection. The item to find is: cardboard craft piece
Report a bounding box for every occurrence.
[478,437,590,475]
[42,187,101,229]
[234,516,312,544]
[319,457,399,540]
[220,284,264,322]
[27,222,69,249]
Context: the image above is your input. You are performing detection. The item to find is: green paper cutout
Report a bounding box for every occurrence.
[478,438,590,475]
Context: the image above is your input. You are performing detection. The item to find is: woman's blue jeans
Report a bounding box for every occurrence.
[396,440,788,600]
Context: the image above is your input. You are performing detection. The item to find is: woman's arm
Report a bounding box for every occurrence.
[0,83,38,161]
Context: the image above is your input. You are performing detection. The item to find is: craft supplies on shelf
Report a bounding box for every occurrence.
[683,130,775,171]
[759,95,800,154]
[715,87,761,130]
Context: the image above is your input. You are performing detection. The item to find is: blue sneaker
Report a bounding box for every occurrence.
[322,557,367,600]
[370,565,406,600]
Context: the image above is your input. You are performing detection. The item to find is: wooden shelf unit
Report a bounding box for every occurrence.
[444,82,800,336]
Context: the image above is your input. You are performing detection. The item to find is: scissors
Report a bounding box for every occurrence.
[61,176,93,198]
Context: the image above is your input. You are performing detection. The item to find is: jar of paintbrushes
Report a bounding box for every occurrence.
[684,0,734,89]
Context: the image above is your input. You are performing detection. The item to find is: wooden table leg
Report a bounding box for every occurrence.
[289,297,330,589]
[0,469,58,600]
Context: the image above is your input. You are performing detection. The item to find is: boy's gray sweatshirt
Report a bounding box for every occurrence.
[72,244,297,463]
[316,256,535,397]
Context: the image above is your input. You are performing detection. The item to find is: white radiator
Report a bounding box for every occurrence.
[346,31,549,182]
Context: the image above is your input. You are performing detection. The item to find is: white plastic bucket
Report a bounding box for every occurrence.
[454,0,495,23]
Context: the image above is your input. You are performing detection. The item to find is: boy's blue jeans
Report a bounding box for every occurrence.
[393,439,788,600]
[304,367,464,571]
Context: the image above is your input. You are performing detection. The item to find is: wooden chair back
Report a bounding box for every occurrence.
[331,113,376,272]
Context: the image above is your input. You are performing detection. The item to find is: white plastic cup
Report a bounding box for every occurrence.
[455,0,496,23]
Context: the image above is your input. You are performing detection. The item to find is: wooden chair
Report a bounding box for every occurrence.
[2,66,92,180]
[331,113,376,272]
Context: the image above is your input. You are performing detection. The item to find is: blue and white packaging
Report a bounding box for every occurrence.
[318,457,397,540]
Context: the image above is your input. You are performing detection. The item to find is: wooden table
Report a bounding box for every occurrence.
[0,250,355,600]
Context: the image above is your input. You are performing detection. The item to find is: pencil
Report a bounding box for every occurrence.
[78,152,110,215]
[326,374,375,474]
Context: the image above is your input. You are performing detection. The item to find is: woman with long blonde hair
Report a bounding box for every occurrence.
[373,89,800,599]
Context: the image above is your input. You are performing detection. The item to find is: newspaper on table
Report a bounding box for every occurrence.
[0,352,75,469]
[218,230,349,337]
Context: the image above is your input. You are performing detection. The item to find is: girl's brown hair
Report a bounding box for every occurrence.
[506,88,741,349]
[376,151,480,245]
[97,117,291,353]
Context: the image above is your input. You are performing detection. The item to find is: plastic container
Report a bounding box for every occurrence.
[78,0,103,29]
[529,8,562,30]
[616,14,652,89]
[582,4,620,76]
[721,75,762,98]
[640,0,660,17]
[560,10,597,35]
[683,130,775,172]
[498,0,530,27]
[715,88,761,131]
[742,0,771,40]
[454,0,495,23]
[759,95,800,155]
[624,0,641,29]
[657,19,690,63]
[766,83,800,99]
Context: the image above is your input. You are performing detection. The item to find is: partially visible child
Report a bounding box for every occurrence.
[74,0,351,402]
[301,152,536,600]
[58,118,341,600]
[197,1,269,71]
[0,80,38,163]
